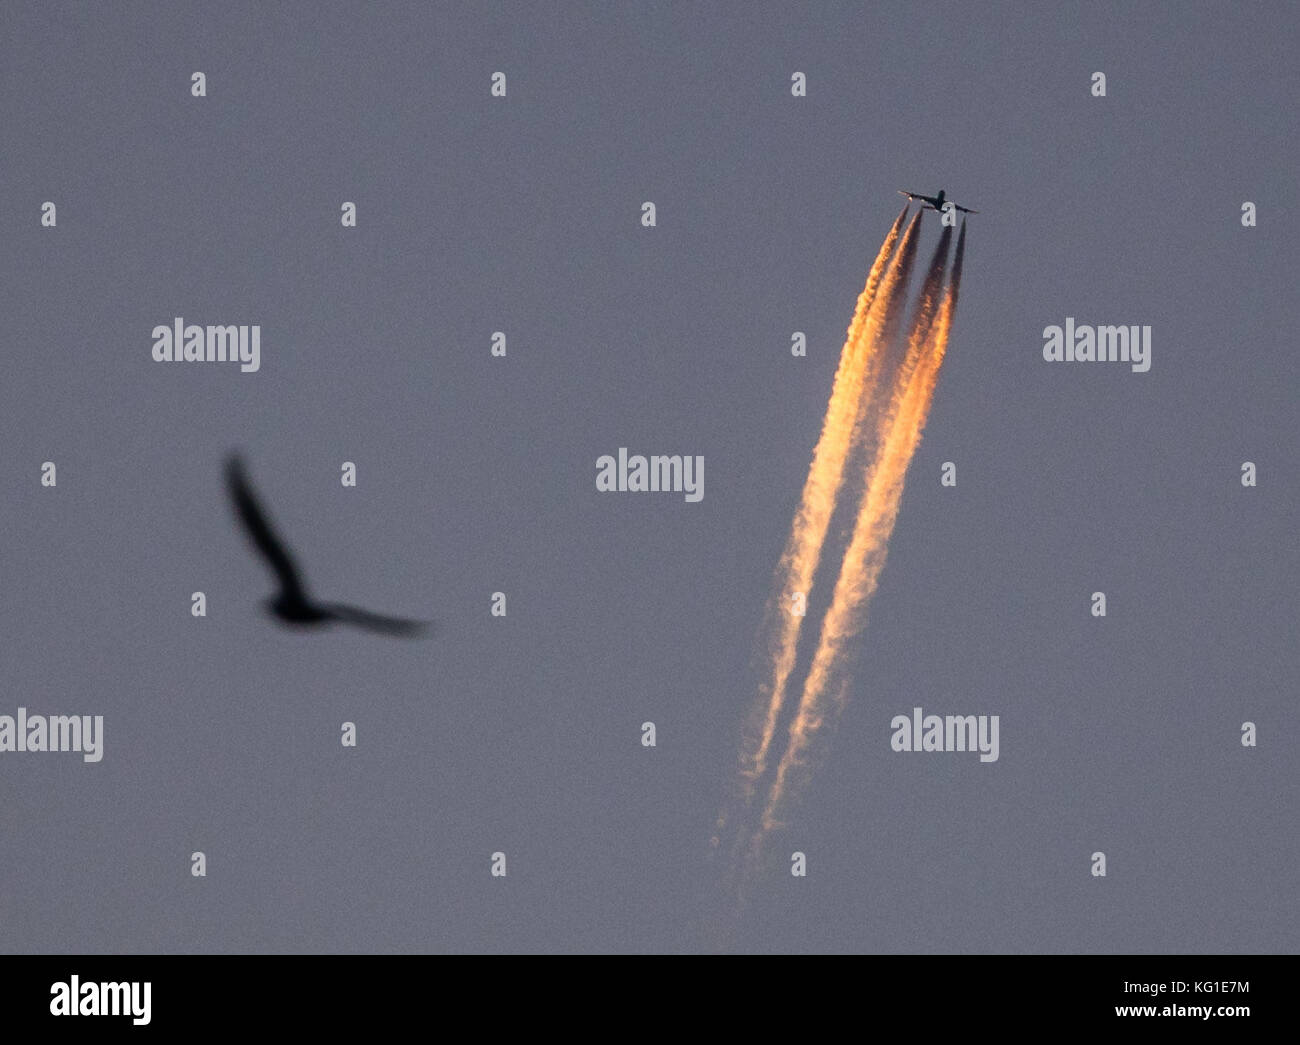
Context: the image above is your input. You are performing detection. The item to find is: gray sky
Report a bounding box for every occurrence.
[0,1,1295,953]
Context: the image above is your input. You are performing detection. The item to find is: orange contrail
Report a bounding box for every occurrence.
[868,224,951,443]
[755,221,966,843]
[727,206,913,813]
[713,210,919,883]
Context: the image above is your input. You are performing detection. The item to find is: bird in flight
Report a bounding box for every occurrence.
[225,454,431,637]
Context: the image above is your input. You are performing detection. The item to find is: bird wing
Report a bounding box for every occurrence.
[326,603,432,638]
[225,455,311,603]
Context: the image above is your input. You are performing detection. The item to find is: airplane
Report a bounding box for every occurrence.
[897,188,979,214]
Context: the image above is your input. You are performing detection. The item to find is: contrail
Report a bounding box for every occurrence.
[720,206,911,838]
[754,220,967,847]
[848,223,952,476]
[871,225,952,441]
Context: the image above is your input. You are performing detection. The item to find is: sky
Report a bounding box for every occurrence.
[0,0,1295,953]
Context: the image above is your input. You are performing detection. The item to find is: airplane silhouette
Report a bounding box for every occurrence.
[225,454,431,637]
[898,188,979,214]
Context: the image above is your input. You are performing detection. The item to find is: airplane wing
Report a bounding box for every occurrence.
[953,204,980,214]
[898,190,940,206]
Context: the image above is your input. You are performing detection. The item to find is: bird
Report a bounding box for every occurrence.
[224,454,431,637]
